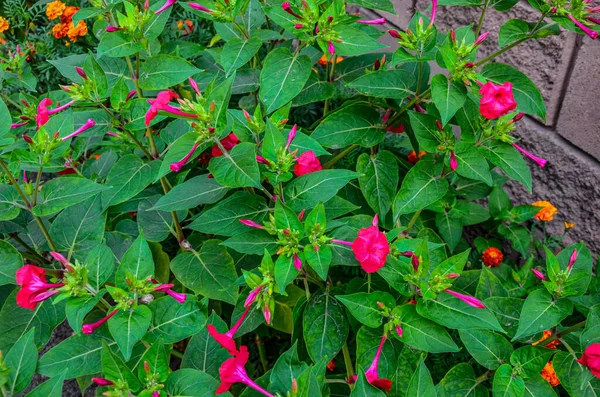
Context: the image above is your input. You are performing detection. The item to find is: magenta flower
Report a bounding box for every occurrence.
[450,151,458,171]
[62,119,96,141]
[216,346,275,396]
[567,249,578,272]
[293,253,302,271]
[244,285,263,308]
[568,14,598,39]
[444,290,486,308]
[36,98,74,130]
[281,2,302,19]
[82,309,118,334]
[170,142,199,172]
[146,90,196,126]
[155,0,176,14]
[531,268,547,281]
[357,18,386,25]
[154,283,187,303]
[513,143,547,168]
[189,2,213,13]
[430,0,438,25]
[348,335,392,392]
[239,219,264,229]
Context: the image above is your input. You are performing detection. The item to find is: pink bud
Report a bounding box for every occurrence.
[568,14,599,39]
[240,219,264,229]
[374,58,381,71]
[62,119,96,141]
[152,392,160,397]
[315,24,319,34]
[444,290,486,309]
[170,142,199,172]
[356,18,386,25]
[513,143,547,168]
[450,151,458,171]
[22,170,28,183]
[464,62,475,68]
[294,23,304,29]
[588,17,600,25]
[243,109,252,121]
[92,378,114,386]
[292,379,298,394]
[388,29,402,39]
[75,66,87,80]
[293,253,302,271]
[298,209,305,221]
[188,2,212,12]
[531,268,547,281]
[382,108,392,124]
[50,252,73,272]
[446,273,460,279]
[256,155,271,166]
[105,26,122,32]
[327,16,333,23]
[474,32,489,46]
[331,239,353,247]
[436,120,444,130]
[450,30,456,43]
[263,305,272,324]
[430,0,438,25]
[286,124,297,149]
[82,309,118,334]
[144,0,149,10]
[245,285,263,307]
[512,112,525,122]
[125,90,137,102]
[567,249,578,272]
[189,77,201,95]
[395,325,403,338]
[328,40,335,55]
[12,122,29,129]
[282,2,303,19]
[107,131,119,137]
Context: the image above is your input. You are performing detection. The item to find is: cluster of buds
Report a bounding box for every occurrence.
[259,125,300,184]
[91,377,144,396]
[0,45,29,74]
[243,253,277,324]
[139,360,165,395]
[388,0,437,51]
[105,0,164,40]
[60,66,102,102]
[377,301,404,339]
[549,2,599,40]
[533,248,579,297]
[187,1,233,22]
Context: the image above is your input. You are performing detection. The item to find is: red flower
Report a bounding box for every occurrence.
[349,335,392,392]
[293,151,322,176]
[145,91,196,126]
[16,265,64,310]
[352,215,389,273]
[216,346,275,396]
[212,133,240,157]
[479,81,517,120]
[36,98,74,130]
[578,344,600,378]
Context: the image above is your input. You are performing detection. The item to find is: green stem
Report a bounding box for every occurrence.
[10,233,46,263]
[342,343,355,382]
[475,0,488,37]
[303,275,311,300]
[560,338,578,359]
[32,166,42,206]
[256,335,269,373]
[403,210,422,235]
[367,273,371,293]
[474,38,529,67]
[541,321,586,347]
[171,349,184,359]
[323,144,359,169]
[386,88,431,127]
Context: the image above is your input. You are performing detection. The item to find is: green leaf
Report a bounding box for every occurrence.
[513,289,573,340]
[146,295,208,343]
[417,291,504,332]
[293,71,335,106]
[110,77,130,109]
[108,306,152,360]
[485,297,524,339]
[32,177,108,217]
[157,132,209,179]
[476,266,509,300]
[139,55,201,90]
[481,63,546,120]
[0,99,11,136]
[208,142,261,188]
[437,363,488,396]
[66,295,103,333]
[407,360,437,397]
[221,36,262,77]
[350,371,386,397]
[181,312,230,378]
[83,54,108,98]
[222,230,278,255]
[138,196,185,242]
[269,342,309,395]
[25,369,66,397]
[554,351,597,397]
[435,210,463,251]
[98,31,144,58]
[459,329,512,370]
[259,47,312,114]
[394,158,449,217]
[407,111,445,152]
[101,341,141,391]
[399,305,459,353]
[137,340,169,382]
[5,328,37,395]
[349,0,394,12]
[274,255,299,292]
[557,242,593,296]
[337,292,394,328]
[38,334,115,378]
[431,74,467,125]
[115,233,154,287]
[498,224,531,257]
[311,103,382,149]
[582,304,600,346]
[170,240,238,304]
[523,375,558,397]
[499,19,531,46]
[0,184,22,221]
[165,369,227,397]
[510,346,555,378]
[454,141,493,186]
[357,151,398,217]
[152,175,229,212]
[86,244,114,291]
[479,142,532,192]
[349,69,415,100]
[284,169,360,212]
[102,155,160,208]
[144,3,171,39]
[0,240,22,285]
[335,25,387,56]
[493,364,526,397]
[303,289,349,363]
[304,244,332,281]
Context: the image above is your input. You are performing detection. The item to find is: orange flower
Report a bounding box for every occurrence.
[177,19,194,34]
[564,221,576,229]
[61,6,80,23]
[317,54,344,66]
[532,330,560,349]
[407,150,427,165]
[46,0,66,20]
[541,361,560,387]
[482,247,503,267]
[0,17,9,33]
[532,200,557,222]
[326,359,336,372]
[67,20,87,42]
[52,23,68,39]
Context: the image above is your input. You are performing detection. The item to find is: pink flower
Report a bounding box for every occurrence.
[430,0,438,25]
[189,77,201,95]
[513,143,547,168]
[212,133,240,156]
[92,378,115,386]
[36,98,74,130]
[239,219,265,229]
[285,124,297,150]
[531,268,547,281]
[567,249,578,272]
[568,14,598,39]
[388,30,402,39]
[293,253,302,271]
[155,0,175,14]
[293,151,322,176]
[281,2,302,19]
[479,81,517,119]
[170,142,199,172]
[357,18,386,25]
[16,265,65,310]
[449,151,458,171]
[154,283,187,303]
[444,290,486,309]
[216,346,275,396]
[82,309,118,334]
[62,119,96,140]
[578,344,600,378]
[263,305,272,325]
[189,2,213,12]
[352,215,390,273]
[145,91,196,126]
[348,335,392,392]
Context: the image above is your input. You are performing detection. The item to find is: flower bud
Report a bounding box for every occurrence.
[240,219,264,229]
[531,268,547,281]
[23,135,33,144]
[75,66,87,80]
[105,26,122,32]
[388,29,402,39]
[567,249,578,272]
[395,325,403,338]
[450,29,456,44]
[298,209,305,221]
[281,2,303,19]
[473,32,489,46]
[294,23,304,29]
[263,305,272,324]
[92,378,114,386]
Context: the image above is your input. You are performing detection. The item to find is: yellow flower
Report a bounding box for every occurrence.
[564,221,576,229]
[541,361,560,387]
[46,0,66,20]
[532,200,557,222]
[52,23,68,39]
[0,17,9,33]
[66,20,87,42]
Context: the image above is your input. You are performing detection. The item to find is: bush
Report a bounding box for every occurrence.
[0,0,599,395]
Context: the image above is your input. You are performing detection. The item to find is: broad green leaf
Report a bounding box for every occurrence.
[221,36,262,77]
[6,328,37,395]
[110,77,130,109]
[435,210,463,251]
[459,329,512,369]
[582,304,600,346]
[274,254,299,292]
[222,230,278,255]
[144,2,171,39]
[83,54,108,98]
[0,184,22,221]
[481,63,546,120]
[431,74,467,125]
[259,47,312,114]
[151,175,229,211]
[399,305,459,353]
[335,25,387,56]
[513,289,573,340]
[0,240,22,285]
[349,0,394,12]
[437,363,488,396]
[416,291,504,332]
[32,177,108,217]
[303,289,349,363]
[165,369,229,397]
[304,244,332,281]
[98,31,144,58]
[138,196,186,242]
[407,111,445,152]
[407,360,437,397]
[108,306,152,360]
[181,312,230,378]
[337,292,395,328]
[357,150,398,217]
[554,351,597,397]
[348,69,415,100]
[479,142,532,192]
[146,295,208,343]
[498,224,531,257]
[284,169,360,212]
[510,346,555,378]
[523,375,558,397]
[269,342,309,395]
[311,104,382,149]
[66,294,103,334]
[493,364,525,397]
[170,240,238,304]
[86,244,115,291]
[485,297,524,339]
[293,71,335,106]
[454,141,493,186]
[394,158,449,217]
[137,340,169,382]
[102,155,161,208]
[115,233,154,287]
[476,266,509,300]
[101,341,141,391]
[350,371,386,397]
[557,242,593,296]
[157,132,209,180]
[0,99,10,136]
[25,369,66,397]
[208,142,262,188]
[139,55,201,90]
[499,19,531,46]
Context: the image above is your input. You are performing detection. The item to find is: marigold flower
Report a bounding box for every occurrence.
[532,200,557,222]
[482,247,503,267]
[541,361,560,386]
[478,81,517,120]
[317,54,344,66]
[52,23,68,39]
[293,151,322,176]
[564,221,576,229]
[352,215,390,273]
[0,17,9,33]
[67,20,87,42]
[46,0,66,20]
[578,343,600,378]
[532,330,560,349]
[407,150,427,164]
[61,5,79,22]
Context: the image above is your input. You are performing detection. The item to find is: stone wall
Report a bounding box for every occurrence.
[360,0,600,253]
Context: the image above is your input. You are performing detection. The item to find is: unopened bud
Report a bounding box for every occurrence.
[298,209,305,221]
[450,29,456,44]
[144,361,151,373]
[446,273,460,279]
[377,301,385,309]
[436,120,444,130]
[20,99,29,107]
[388,29,402,39]
[75,66,87,80]
[23,135,33,144]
